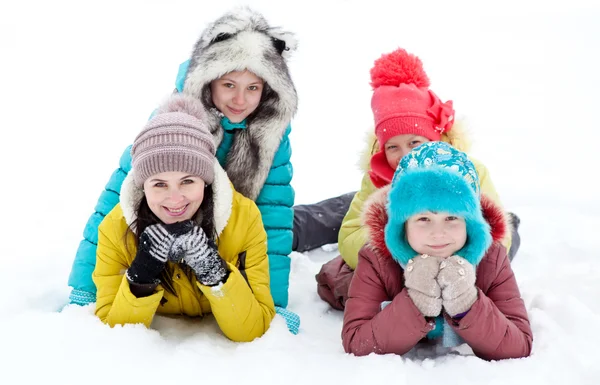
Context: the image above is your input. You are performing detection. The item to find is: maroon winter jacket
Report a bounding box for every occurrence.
[342,188,533,361]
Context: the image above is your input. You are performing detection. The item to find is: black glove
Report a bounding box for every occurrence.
[126,223,177,285]
[181,226,229,286]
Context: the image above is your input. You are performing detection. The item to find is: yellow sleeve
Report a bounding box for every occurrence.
[199,202,275,342]
[338,173,377,269]
[93,213,163,328]
[471,157,512,251]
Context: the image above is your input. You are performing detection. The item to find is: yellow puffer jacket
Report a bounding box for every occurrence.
[92,164,275,342]
[338,122,512,269]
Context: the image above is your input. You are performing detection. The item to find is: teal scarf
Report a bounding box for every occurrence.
[216,117,247,166]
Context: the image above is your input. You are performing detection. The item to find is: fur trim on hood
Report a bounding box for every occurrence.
[120,162,233,236]
[360,186,506,263]
[179,6,298,201]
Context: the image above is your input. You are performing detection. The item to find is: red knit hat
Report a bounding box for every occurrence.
[369,48,455,187]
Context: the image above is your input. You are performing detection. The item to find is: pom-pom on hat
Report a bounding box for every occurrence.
[370,48,455,144]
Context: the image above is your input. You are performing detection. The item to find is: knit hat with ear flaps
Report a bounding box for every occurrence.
[384,142,492,268]
[131,94,216,187]
[369,48,455,187]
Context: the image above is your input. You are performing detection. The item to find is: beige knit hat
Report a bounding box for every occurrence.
[131,97,215,187]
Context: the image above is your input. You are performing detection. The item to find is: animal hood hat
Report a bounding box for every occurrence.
[175,6,298,201]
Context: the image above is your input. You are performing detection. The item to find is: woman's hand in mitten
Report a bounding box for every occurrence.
[181,226,229,286]
[126,223,176,285]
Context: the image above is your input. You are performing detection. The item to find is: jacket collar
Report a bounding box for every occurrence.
[221,116,247,131]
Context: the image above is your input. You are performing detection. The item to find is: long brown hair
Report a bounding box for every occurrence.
[125,184,216,295]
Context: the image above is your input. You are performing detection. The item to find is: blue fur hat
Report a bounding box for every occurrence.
[384,142,492,267]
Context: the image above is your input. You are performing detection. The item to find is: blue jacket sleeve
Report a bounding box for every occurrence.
[255,125,294,308]
[67,146,132,305]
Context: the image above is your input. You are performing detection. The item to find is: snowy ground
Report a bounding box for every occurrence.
[1,1,599,384]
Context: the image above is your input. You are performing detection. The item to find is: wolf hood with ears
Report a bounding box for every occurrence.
[68,7,299,310]
[177,6,298,201]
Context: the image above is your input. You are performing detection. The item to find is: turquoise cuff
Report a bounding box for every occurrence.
[69,289,96,306]
[275,306,300,335]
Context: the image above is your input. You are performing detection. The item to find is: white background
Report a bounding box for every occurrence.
[1,1,598,384]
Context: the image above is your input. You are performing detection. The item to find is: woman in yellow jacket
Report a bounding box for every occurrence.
[316,48,519,310]
[93,95,275,342]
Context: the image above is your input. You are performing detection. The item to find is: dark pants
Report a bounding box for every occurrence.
[315,211,523,310]
[507,212,521,262]
[292,192,356,253]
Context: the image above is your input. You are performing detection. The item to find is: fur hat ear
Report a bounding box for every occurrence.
[268,28,297,58]
[198,6,297,59]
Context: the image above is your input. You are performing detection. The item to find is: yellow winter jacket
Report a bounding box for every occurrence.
[92,164,275,342]
[338,123,512,269]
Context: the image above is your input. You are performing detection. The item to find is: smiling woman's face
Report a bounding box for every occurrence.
[143,171,205,224]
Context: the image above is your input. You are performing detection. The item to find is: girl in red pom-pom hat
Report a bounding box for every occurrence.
[369,48,456,188]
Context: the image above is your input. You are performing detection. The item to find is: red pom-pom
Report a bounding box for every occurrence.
[370,48,430,89]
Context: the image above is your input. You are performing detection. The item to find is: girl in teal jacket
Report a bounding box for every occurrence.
[68,8,300,330]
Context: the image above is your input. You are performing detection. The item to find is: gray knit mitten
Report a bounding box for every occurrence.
[437,255,478,317]
[404,254,443,317]
[181,226,228,286]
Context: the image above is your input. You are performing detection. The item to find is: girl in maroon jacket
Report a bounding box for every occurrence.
[342,142,532,360]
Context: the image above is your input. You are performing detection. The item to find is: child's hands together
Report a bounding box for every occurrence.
[437,255,477,317]
[404,254,478,318]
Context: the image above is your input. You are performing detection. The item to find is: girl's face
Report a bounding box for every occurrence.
[143,171,206,224]
[405,211,467,258]
[210,70,264,123]
[384,134,430,170]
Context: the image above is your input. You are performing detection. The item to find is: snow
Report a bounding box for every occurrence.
[1,0,599,384]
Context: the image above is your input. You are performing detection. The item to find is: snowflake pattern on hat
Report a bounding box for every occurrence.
[392,142,480,196]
